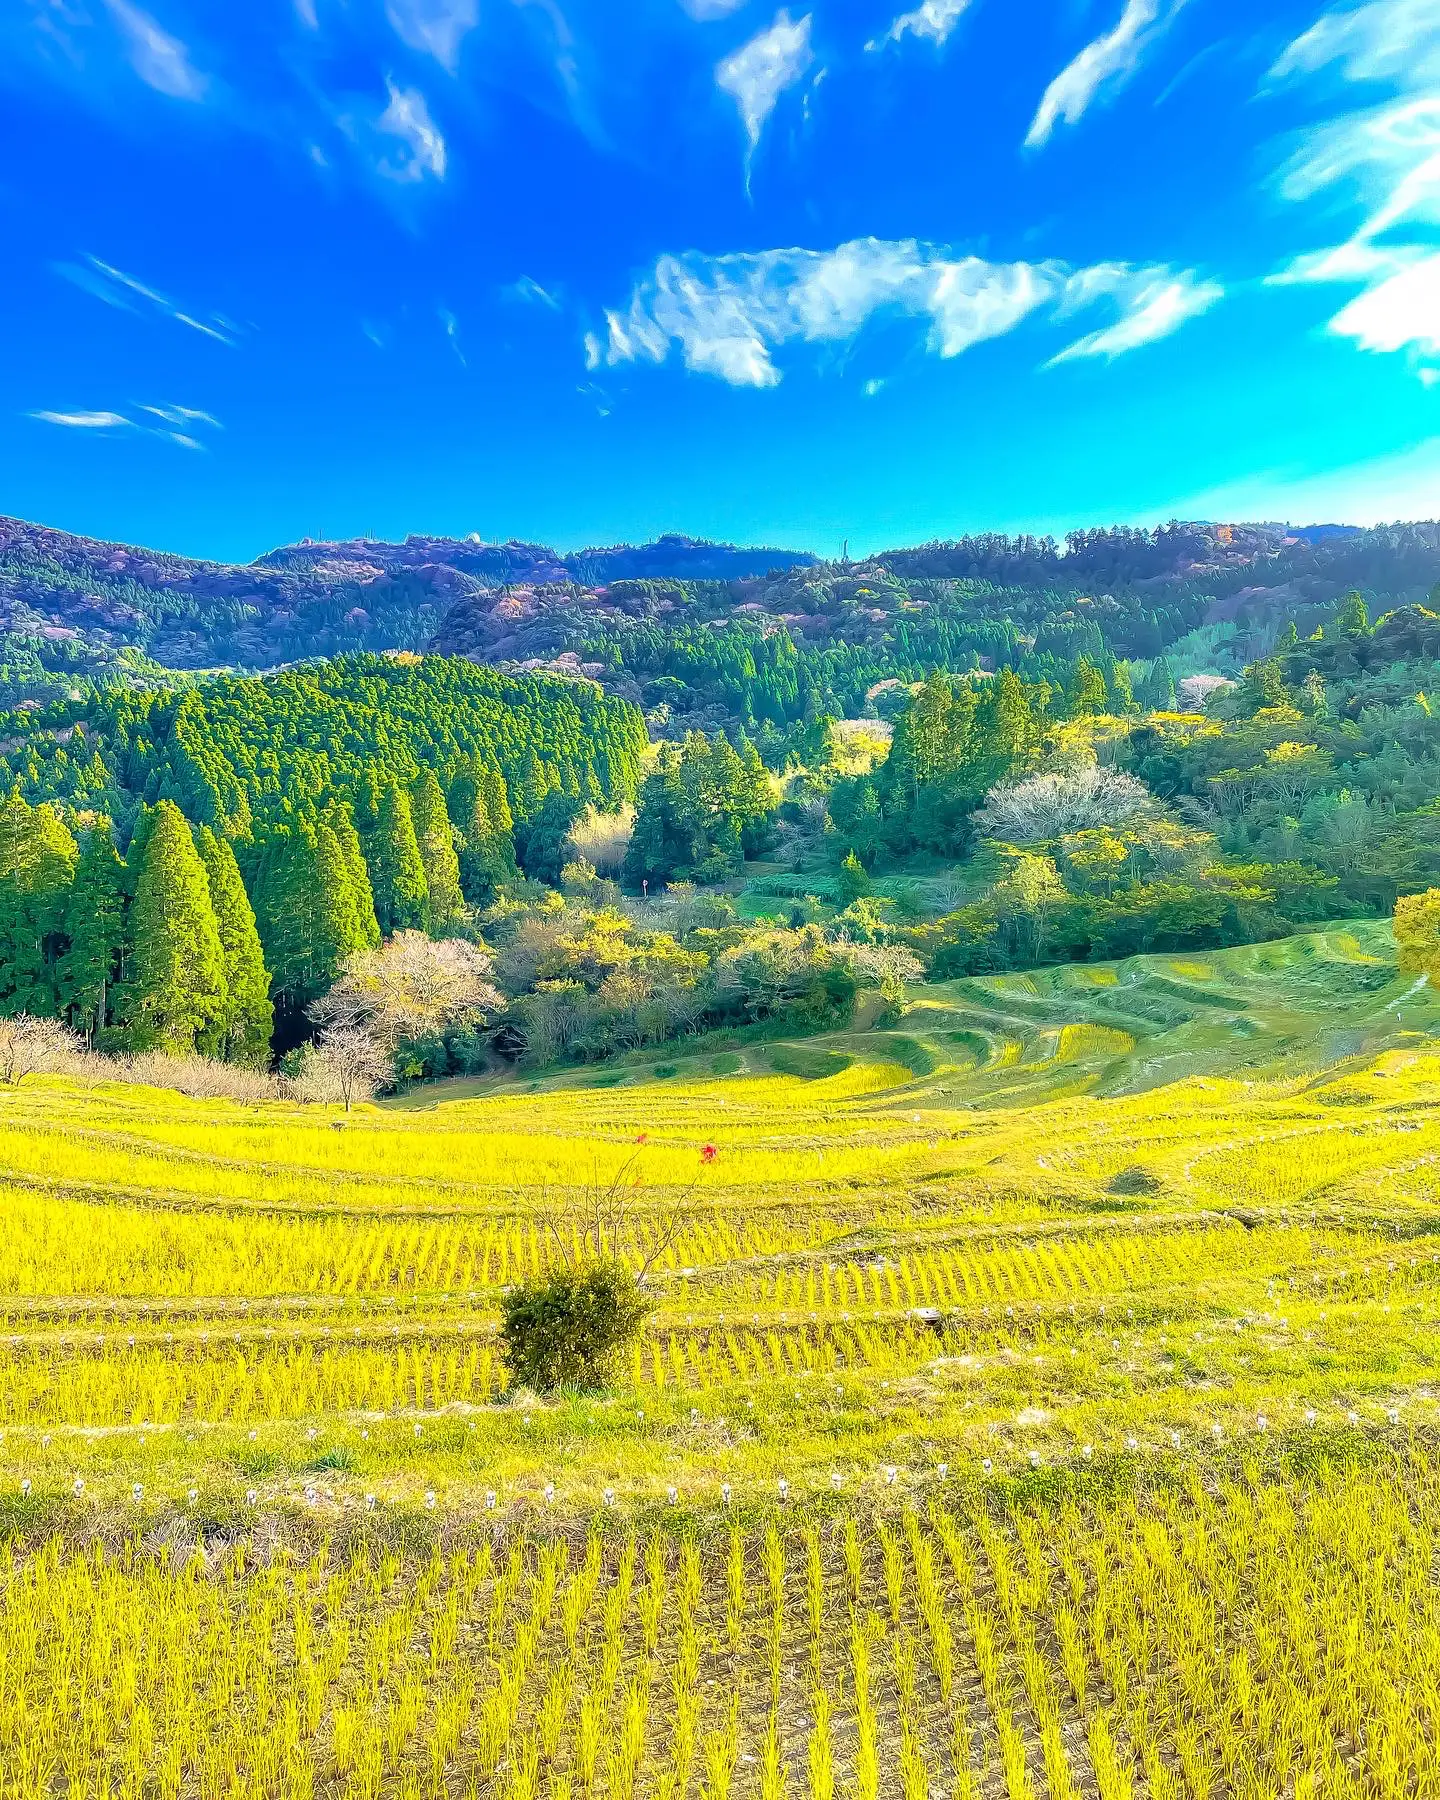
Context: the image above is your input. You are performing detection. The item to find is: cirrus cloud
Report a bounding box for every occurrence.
[867,0,972,53]
[1269,0,1440,371]
[28,403,221,448]
[592,237,1221,387]
[101,0,207,100]
[1025,0,1180,149]
[716,9,813,165]
[376,79,447,181]
[385,0,478,71]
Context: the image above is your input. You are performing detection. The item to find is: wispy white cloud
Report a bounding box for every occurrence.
[29,410,131,430]
[679,0,751,16]
[376,79,447,181]
[29,403,220,448]
[716,9,812,168]
[1048,267,1223,361]
[53,255,237,345]
[1025,0,1177,149]
[507,275,564,310]
[1270,0,1440,87]
[595,238,1219,387]
[867,0,972,53]
[101,0,207,100]
[1269,1,1440,370]
[139,403,221,427]
[385,0,478,71]
[439,306,467,364]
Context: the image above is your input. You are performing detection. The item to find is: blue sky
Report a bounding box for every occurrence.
[2,0,1438,561]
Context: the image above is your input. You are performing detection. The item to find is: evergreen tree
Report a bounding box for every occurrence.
[123,800,227,1053]
[327,803,381,949]
[1069,657,1108,716]
[196,826,274,1065]
[0,791,78,1016]
[411,768,464,932]
[255,821,372,1016]
[1139,656,1177,712]
[623,746,690,891]
[367,778,427,933]
[58,823,125,1043]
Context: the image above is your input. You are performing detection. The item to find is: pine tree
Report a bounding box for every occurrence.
[411,768,464,932]
[367,778,427,933]
[196,826,274,1065]
[59,823,125,1043]
[124,800,227,1053]
[0,790,79,1016]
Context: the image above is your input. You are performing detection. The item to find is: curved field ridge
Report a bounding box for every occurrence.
[2,920,1440,1795]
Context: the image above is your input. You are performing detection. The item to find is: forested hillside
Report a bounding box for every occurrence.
[7,515,1440,1089]
[7,511,1440,726]
[427,520,1440,743]
[0,514,813,697]
[0,655,647,1052]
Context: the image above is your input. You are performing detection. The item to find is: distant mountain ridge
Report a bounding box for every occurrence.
[0,516,816,692]
[3,511,1439,715]
[253,531,817,587]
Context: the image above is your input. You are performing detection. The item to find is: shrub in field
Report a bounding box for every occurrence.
[499,1260,651,1393]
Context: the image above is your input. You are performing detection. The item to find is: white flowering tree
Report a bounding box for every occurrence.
[973,764,1157,845]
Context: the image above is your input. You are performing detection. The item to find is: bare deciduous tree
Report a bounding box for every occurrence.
[294,1024,394,1112]
[0,1014,81,1085]
[539,1147,704,1282]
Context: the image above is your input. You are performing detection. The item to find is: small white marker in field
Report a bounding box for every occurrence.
[668,1486,678,1504]
[544,1483,555,1505]
[603,1488,615,1506]
[425,1491,436,1510]
[982,1458,993,1474]
[73,1478,84,1497]
[721,1483,732,1505]
[778,1478,789,1499]
[1082,1445,1092,1460]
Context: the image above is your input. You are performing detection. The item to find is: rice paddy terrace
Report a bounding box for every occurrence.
[4,919,1440,1798]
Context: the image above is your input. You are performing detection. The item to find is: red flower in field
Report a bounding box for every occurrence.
[700,1144,718,1164]
[636,1132,648,1144]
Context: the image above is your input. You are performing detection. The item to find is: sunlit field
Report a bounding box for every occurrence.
[4,919,1440,1798]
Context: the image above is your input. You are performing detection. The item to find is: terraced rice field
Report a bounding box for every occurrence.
[3,920,1440,1797]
